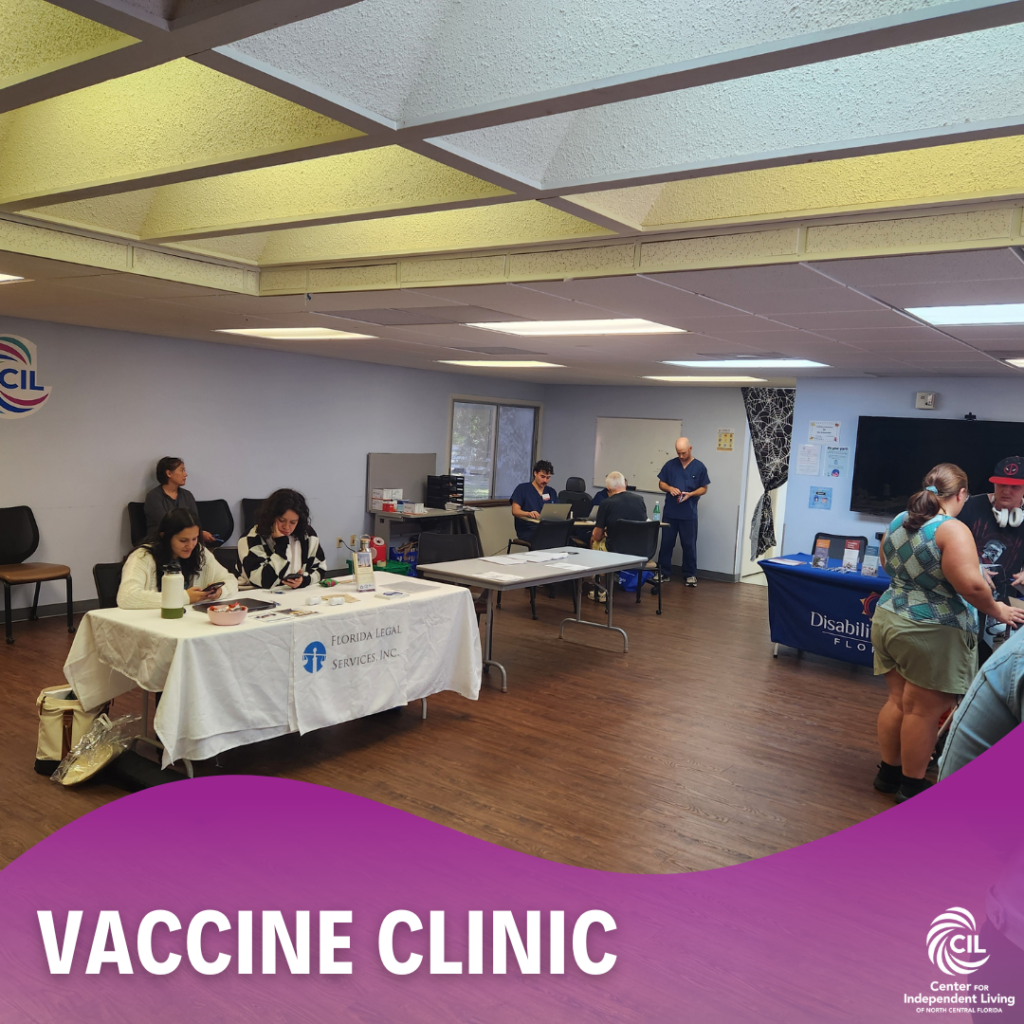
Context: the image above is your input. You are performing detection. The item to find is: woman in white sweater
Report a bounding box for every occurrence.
[118,508,237,609]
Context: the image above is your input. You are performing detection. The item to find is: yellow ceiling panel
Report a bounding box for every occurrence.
[172,201,613,265]
[0,58,362,206]
[572,136,1024,232]
[29,146,512,241]
[0,0,135,90]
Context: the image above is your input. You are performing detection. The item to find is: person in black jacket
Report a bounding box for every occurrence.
[237,488,325,590]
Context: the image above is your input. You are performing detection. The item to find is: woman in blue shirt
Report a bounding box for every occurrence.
[510,460,558,540]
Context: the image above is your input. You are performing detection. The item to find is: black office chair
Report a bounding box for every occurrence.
[0,506,74,644]
[812,533,870,563]
[128,502,148,547]
[197,499,234,548]
[212,546,240,576]
[607,520,662,615]
[557,476,593,519]
[241,498,264,535]
[506,519,575,620]
[92,562,123,609]
[417,533,488,623]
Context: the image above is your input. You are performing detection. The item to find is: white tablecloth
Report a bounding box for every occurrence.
[63,574,482,765]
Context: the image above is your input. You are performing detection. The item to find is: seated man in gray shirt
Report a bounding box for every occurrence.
[591,472,647,550]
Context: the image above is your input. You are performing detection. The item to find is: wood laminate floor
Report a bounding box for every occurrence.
[0,579,894,873]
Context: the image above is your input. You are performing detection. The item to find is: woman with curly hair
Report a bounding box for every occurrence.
[237,488,326,590]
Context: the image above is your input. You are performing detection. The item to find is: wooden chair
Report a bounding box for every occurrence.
[0,506,74,644]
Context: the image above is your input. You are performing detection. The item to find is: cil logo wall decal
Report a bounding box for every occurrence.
[0,335,51,418]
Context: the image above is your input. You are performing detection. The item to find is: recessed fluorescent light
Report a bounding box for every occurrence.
[438,360,566,368]
[215,327,376,340]
[0,273,25,284]
[464,318,685,336]
[1004,358,1024,368]
[643,375,768,383]
[906,304,1024,326]
[662,358,828,369]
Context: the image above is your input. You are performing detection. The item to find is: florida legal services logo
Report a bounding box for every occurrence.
[927,908,990,976]
[0,336,51,417]
[302,641,326,674]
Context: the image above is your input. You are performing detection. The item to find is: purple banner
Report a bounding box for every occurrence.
[2,725,1022,1022]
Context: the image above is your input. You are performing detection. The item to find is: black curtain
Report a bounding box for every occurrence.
[741,387,795,559]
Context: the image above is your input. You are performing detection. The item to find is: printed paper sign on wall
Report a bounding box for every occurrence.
[0,335,51,417]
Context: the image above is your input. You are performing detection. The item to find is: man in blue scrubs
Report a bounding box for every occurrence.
[510,460,558,541]
[657,437,710,586]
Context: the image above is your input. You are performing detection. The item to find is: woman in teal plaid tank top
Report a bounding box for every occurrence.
[872,463,1024,803]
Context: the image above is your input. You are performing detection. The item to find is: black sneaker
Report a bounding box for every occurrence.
[872,761,902,793]
[894,776,933,803]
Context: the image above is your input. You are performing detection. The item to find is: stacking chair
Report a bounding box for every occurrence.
[0,506,74,644]
[127,502,148,547]
[212,546,241,576]
[241,498,264,535]
[506,519,575,620]
[92,562,123,609]
[417,532,488,623]
[607,519,662,615]
[196,499,234,547]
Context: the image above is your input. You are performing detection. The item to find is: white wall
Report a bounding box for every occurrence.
[0,316,543,610]
[782,377,1024,552]
[541,384,751,577]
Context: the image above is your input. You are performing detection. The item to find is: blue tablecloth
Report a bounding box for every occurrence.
[758,553,891,667]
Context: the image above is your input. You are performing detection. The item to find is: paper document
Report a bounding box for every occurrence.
[480,572,525,583]
[482,555,521,565]
[520,551,562,562]
[538,561,577,571]
[767,558,803,566]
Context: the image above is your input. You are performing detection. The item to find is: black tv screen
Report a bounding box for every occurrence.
[850,415,1024,517]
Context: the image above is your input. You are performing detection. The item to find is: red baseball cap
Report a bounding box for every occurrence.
[990,457,1024,485]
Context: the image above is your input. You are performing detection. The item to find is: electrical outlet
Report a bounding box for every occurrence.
[350,534,357,548]
[337,537,344,548]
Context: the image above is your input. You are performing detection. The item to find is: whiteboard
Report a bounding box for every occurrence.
[594,417,681,492]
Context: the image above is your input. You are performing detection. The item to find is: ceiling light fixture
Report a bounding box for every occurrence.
[438,360,566,368]
[464,318,685,336]
[643,375,768,383]
[1004,358,1024,368]
[662,358,828,369]
[906,304,1024,326]
[0,273,25,284]
[215,327,376,340]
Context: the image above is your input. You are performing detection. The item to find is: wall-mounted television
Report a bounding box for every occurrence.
[850,415,1024,517]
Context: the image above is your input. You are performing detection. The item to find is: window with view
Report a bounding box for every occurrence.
[449,400,539,500]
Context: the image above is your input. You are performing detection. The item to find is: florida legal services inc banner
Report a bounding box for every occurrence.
[3,729,1022,1024]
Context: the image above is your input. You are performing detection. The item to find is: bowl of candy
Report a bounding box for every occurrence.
[207,602,248,626]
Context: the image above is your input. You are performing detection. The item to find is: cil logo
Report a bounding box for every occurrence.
[927,908,990,976]
[0,336,51,417]
[860,591,881,617]
[302,641,326,674]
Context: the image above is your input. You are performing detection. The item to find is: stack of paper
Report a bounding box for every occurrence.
[480,571,524,583]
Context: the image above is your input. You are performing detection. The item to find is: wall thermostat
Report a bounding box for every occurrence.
[915,391,936,410]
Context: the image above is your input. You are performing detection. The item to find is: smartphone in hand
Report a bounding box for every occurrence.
[283,573,303,582]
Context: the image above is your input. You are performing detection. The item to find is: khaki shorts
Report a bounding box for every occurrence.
[871,604,977,694]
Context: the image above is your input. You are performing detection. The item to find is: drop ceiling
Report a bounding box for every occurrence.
[3,0,1024,385]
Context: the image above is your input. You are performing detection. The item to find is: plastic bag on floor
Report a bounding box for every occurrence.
[51,713,141,787]
[617,569,654,592]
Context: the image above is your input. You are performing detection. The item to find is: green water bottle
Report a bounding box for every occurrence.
[653,502,661,522]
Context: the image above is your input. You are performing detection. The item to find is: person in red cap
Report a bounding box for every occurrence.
[957,456,1024,662]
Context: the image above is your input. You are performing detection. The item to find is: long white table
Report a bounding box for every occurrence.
[418,546,646,692]
[63,573,482,766]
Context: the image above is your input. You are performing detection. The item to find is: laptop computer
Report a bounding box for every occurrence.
[540,502,573,521]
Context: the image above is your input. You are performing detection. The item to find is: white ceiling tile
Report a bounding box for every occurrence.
[769,309,915,331]
[810,249,1024,288]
